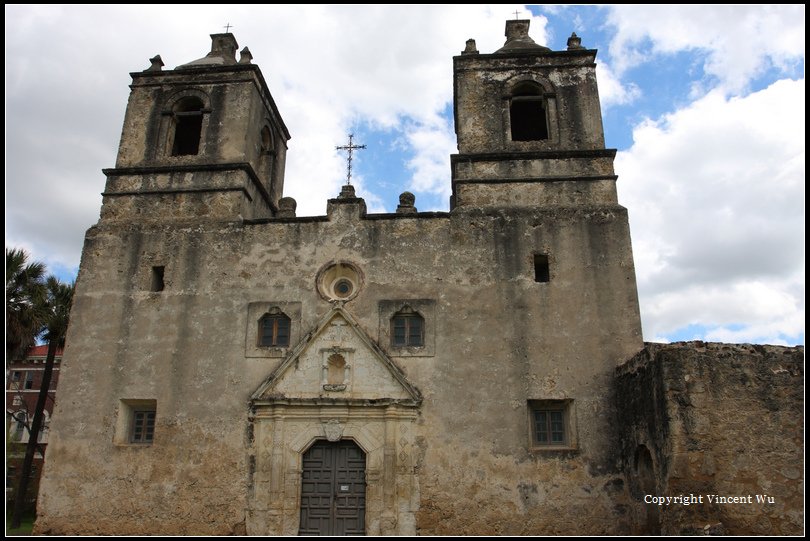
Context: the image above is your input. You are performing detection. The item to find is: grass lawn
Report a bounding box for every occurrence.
[6,510,35,536]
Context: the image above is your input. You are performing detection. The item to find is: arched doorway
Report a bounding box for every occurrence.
[635,445,660,535]
[299,440,366,535]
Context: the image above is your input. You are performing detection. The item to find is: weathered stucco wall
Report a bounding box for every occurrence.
[35,21,805,537]
[616,342,805,535]
[36,194,643,534]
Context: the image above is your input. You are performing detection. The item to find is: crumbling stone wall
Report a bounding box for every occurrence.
[616,342,804,535]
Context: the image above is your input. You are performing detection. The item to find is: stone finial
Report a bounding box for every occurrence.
[210,33,238,63]
[396,191,417,214]
[239,46,253,64]
[462,39,479,55]
[146,55,164,72]
[567,32,584,50]
[495,19,551,54]
[277,197,297,218]
[338,184,356,199]
[505,19,531,41]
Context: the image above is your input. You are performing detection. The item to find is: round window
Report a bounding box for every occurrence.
[333,278,354,298]
[316,261,363,302]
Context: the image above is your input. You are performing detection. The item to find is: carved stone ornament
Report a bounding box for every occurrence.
[322,419,344,442]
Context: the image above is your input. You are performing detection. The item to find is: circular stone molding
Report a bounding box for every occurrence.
[316,261,363,302]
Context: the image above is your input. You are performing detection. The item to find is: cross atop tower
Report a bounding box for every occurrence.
[224,23,233,33]
[335,134,366,185]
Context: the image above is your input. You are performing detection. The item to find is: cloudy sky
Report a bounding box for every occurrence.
[5,5,804,345]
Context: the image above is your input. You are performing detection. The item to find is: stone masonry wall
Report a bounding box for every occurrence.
[616,342,804,535]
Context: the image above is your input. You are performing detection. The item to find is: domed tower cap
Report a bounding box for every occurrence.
[495,19,551,54]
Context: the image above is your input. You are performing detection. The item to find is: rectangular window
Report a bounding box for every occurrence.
[534,410,565,444]
[12,371,21,382]
[14,421,25,441]
[260,314,291,347]
[392,313,424,347]
[131,409,156,444]
[151,266,165,292]
[529,400,574,448]
[533,254,550,283]
[24,372,34,390]
[115,399,157,446]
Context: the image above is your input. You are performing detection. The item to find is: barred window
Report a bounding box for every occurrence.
[131,409,156,444]
[533,409,565,444]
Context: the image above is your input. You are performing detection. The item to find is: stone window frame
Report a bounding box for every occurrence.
[159,88,212,159]
[502,75,558,148]
[528,399,577,451]
[114,399,157,446]
[246,301,302,358]
[378,299,435,357]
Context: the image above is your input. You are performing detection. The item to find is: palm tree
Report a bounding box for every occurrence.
[6,247,47,365]
[11,277,74,529]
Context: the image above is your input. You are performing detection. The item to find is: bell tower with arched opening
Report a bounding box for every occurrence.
[451,20,613,209]
[102,33,290,222]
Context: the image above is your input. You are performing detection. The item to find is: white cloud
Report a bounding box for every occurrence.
[606,5,805,92]
[617,79,805,343]
[595,62,641,107]
[5,5,548,268]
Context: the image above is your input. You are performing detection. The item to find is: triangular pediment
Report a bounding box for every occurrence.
[251,307,421,405]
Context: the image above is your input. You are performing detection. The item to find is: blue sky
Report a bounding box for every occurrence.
[5,5,805,345]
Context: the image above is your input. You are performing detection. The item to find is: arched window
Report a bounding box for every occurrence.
[259,125,276,184]
[260,126,274,155]
[171,97,205,156]
[391,307,424,347]
[509,82,548,141]
[259,312,291,347]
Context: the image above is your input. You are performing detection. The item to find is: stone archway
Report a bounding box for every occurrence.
[247,404,419,535]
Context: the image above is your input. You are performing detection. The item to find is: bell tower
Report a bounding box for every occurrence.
[101,33,290,222]
[450,19,643,363]
[451,20,614,209]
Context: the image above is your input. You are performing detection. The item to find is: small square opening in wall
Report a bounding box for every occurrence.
[533,254,550,283]
[114,399,157,445]
[150,266,165,292]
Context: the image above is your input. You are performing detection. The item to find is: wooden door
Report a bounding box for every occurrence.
[299,440,366,535]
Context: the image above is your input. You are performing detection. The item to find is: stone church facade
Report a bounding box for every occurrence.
[36,21,803,535]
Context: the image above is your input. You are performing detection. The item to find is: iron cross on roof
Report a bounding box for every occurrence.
[224,23,233,33]
[335,134,366,185]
